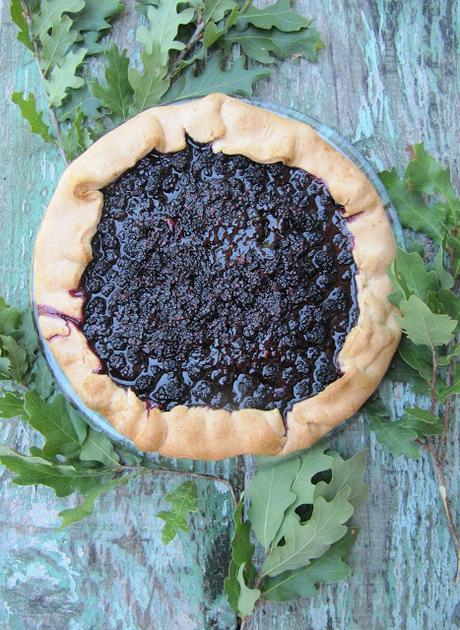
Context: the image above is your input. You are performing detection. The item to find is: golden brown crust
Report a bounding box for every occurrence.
[33,94,400,460]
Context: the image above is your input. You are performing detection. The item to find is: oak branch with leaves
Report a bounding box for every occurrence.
[368,144,460,578]
[10,0,324,162]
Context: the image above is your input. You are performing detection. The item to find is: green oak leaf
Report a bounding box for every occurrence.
[157,480,199,544]
[446,232,460,276]
[0,391,25,418]
[236,563,260,617]
[372,420,419,458]
[438,344,460,367]
[405,144,457,203]
[315,450,368,510]
[400,407,442,437]
[40,15,78,76]
[60,109,92,160]
[228,497,254,567]
[438,288,460,322]
[92,45,133,121]
[10,0,34,51]
[224,497,256,613]
[379,168,446,242]
[261,487,354,577]
[390,248,438,302]
[87,120,107,143]
[397,337,432,381]
[236,0,310,32]
[288,442,334,512]
[203,0,237,23]
[137,0,195,64]
[79,427,120,467]
[225,561,240,612]
[426,288,443,315]
[128,46,170,114]
[396,295,457,348]
[225,559,241,612]
[387,261,407,307]
[165,52,270,102]
[57,84,102,121]
[0,299,25,380]
[367,400,420,459]
[0,446,109,497]
[77,30,107,55]
[44,48,87,107]
[18,309,39,365]
[58,474,131,527]
[437,384,460,404]
[434,247,454,290]
[387,356,429,395]
[203,21,222,49]
[23,391,87,458]
[0,335,28,381]
[0,297,21,335]
[30,354,55,399]
[71,0,123,34]
[28,446,56,461]
[203,6,238,49]
[32,0,85,38]
[261,528,357,601]
[247,456,300,551]
[221,24,325,64]
[446,203,460,232]
[11,92,53,143]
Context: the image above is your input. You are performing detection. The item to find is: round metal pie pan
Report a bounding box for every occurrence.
[32,98,404,459]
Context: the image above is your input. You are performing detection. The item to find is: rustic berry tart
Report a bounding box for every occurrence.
[33,94,400,459]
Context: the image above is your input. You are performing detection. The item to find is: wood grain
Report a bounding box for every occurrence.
[1,0,459,628]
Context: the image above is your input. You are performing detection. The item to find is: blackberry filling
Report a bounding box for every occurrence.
[80,137,358,414]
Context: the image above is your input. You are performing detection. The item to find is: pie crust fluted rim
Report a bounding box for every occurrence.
[33,94,401,460]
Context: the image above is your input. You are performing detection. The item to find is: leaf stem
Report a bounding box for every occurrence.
[422,438,460,581]
[170,20,206,77]
[22,0,68,165]
[421,347,460,580]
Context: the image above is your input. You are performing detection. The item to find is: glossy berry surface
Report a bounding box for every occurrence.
[80,137,358,414]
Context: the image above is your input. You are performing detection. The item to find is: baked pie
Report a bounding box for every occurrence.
[34,94,400,459]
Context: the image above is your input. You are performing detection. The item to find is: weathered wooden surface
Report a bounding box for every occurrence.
[0,0,459,628]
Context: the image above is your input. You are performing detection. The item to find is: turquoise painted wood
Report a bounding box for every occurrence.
[0,1,459,628]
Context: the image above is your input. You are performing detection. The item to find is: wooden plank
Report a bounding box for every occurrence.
[0,1,459,628]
